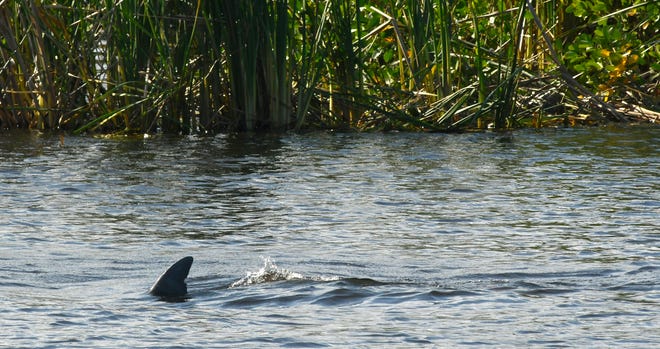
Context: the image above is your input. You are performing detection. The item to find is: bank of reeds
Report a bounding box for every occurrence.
[1,1,657,134]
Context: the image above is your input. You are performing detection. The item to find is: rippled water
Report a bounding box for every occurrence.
[1,127,658,348]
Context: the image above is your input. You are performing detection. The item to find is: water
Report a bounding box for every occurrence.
[1,126,658,348]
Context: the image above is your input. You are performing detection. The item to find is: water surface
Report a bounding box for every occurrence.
[1,127,658,348]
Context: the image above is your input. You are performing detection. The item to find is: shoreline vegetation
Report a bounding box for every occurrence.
[1,1,658,134]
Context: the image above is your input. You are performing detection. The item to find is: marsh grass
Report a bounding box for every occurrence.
[0,0,657,133]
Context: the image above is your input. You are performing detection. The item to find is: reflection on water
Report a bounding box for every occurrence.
[0,126,658,348]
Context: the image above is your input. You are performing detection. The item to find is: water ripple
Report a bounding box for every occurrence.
[1,128,658,348]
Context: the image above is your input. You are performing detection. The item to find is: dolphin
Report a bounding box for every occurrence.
[149,256,194,299]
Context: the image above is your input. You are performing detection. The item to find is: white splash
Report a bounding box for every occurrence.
[230,257,304,288]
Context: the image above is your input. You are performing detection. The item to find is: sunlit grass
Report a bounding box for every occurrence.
[0,0,657,133]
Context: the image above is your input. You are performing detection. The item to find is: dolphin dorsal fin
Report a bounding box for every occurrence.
[149,256,194,299]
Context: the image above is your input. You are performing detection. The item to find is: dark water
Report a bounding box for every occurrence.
[1,127,658,348]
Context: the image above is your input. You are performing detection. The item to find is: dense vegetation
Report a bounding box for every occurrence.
[1,0,658,134]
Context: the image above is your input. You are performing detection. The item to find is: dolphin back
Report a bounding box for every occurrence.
[149,256,194,298]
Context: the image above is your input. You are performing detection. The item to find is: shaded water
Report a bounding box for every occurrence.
[1,127,658,348]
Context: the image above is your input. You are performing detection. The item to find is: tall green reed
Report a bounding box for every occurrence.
[0,1,57,129]
[323,0,363,128]
[210,0,295,131]
[492,0,526,129]
[291,0,330,130]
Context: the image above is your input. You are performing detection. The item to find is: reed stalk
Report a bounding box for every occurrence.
[437,0,452,98]
[292,0,330,130]
[492,0,526,129]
